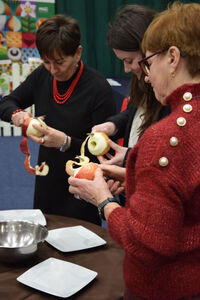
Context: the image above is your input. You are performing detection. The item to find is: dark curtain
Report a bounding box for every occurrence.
[55,0,198,77]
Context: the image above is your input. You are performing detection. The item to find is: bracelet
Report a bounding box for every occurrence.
[11,109,26,119]
[60,135,68,152]
[11,109,26,123]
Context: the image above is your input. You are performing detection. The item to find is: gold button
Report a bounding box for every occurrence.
[183,92,192,101]
[177,117,186,126]
[159,157,169,167]
[170,137,178,146]
[183,104,192,113]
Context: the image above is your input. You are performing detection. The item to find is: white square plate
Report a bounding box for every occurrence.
[17,257,97,298]
[46,225,106,252]
[0,209,46,226]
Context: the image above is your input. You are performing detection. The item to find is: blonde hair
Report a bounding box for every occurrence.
[142,2,200,76]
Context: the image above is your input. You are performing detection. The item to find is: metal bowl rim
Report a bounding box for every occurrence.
[0,220,48,249]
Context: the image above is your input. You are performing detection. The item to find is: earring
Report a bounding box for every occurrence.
[171,71,175,77]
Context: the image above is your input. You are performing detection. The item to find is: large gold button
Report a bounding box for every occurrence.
[177,117,186,126]
[183,92,192,101]
[170,137,178,146]
[159,157,169,167]
[183,104,192,113]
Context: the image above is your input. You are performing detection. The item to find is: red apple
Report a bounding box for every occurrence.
[75,162,98,180]
[87,132,110,156]
[66,160,97,180]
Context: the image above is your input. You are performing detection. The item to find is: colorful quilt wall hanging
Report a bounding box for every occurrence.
[0,0,55,96]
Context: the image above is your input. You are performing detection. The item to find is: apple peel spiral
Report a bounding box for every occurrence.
[20,117,49,176]
[65,131,109,180]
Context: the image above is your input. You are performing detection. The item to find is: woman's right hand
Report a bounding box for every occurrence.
[11,111,31,127]
[92,121,117,136]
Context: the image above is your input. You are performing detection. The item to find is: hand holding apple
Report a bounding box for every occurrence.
[66,161,98,180]
[20,116,49,176]
[91,122,117,137]
[11,110,31,127]
[97,139,128,166]
[22,117,47,137]
[68,167,114,206]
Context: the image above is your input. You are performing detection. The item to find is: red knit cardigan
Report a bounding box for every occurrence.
[108,83,200,300]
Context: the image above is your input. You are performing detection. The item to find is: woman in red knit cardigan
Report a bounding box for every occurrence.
[69,2,200,299]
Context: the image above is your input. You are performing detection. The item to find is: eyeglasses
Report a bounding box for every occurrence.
[138,48,186,76]
[138,49,168,76]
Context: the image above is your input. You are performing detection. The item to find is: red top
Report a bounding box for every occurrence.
[118,97,130,147]
[108,83,200,299]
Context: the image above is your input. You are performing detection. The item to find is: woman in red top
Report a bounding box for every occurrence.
[69,2,200,299]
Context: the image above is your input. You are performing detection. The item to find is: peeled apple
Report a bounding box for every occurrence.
[87,132,110,156]
[22,117,46,137]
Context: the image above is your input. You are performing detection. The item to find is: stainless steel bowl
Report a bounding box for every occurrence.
[0,221,48,263]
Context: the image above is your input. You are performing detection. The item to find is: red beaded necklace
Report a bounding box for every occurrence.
[53,60,84,104]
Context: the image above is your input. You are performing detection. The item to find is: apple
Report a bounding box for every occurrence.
[22,117,46,137]
[66,161,98,181]
[75,162,98,180]
[20,117,49,176]
[87,132,110,156]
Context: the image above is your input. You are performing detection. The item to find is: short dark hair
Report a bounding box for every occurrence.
[107,5,156,52]
[36,14,81,59]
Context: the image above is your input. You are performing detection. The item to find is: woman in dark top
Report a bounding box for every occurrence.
[92,5,170,167]
[0,15,116,225]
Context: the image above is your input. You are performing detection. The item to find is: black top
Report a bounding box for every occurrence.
[107,101,170,147]
[0,63,116,225]
[107,101,170,206]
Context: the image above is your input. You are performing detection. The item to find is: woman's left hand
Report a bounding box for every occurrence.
[68,167,113,206]
[29,123,68,148]
[98,139,128,166]
[106,178,125,195]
